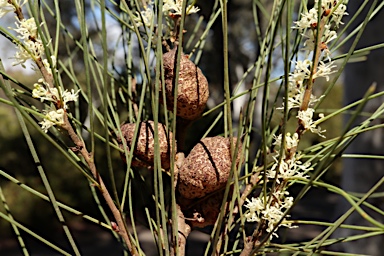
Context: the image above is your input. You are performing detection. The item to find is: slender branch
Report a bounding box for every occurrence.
[12,1,54,88]
[171,205,191,256]
[61,114,138,255]
[300,19,326,111]
[9,2,137,254]
[11,0,24,21]
[241,9,332,256]
[34,57,54,88]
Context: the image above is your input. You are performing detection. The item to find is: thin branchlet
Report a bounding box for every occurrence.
[241,1,348,253]
[3,1,138,254]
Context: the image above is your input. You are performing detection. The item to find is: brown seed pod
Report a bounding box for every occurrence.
[183,190,232,229]
[162,47,209,120]
[117,121,175,169]
[177,136,242,199]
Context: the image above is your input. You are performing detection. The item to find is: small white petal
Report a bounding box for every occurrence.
[39,109,65,133]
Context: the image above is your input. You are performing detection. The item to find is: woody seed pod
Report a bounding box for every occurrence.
[162,47,209,120]
[185,191,232,229]
[117,121,175,169]
[177,136,242,199]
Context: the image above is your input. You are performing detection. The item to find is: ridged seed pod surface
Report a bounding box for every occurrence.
[162,47,209,120]
[117,121,175,169]
[178,136,242,199]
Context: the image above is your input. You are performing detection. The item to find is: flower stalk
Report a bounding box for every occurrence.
[241,1,348,254]
[300,18,326,112]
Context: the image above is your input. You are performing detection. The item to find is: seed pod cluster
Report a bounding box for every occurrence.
[162,47,209,120]
[116,48,244,229]
[117,121,175,169]
[177,136,242,199]
[117,126,242,228]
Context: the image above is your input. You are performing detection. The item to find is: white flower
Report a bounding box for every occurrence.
[26,39,44,58]
[268,153,311,182]
[279,59,323,111]
[133,5,154,27]
[279,58,326,111]
[285,132,299,150]
[302,36,316,53]
[12,39,44,67]
[297,108,314,129]
[297,108,326,137]
[32,81,59,102]
[245,194,296,238]
[314,0,333,8]
[39,108,65,133]
[0,0,27,18]
[288,88,308,110]
[272,134,282,147]
[273,133,299,150]
[323,26,337,45]
[294,1,347,30]
[314,61,336,81]
[32,83,50,101]
[163,0,199,16]
[13,18,38,40]
[244,197,264,222]
[332,3,348,26]
[284,86,306,110]
[315,0,348,26]
[12,43,32,67]
[0,0,15,18]
[288,88,323,111]
[32,81,79,109]
[11,17,46,67]
[289,59,312,87]
[43,56,57,75]
[185,3,200,15]
[295,59,312,75]
[61,88,79,109]
[293,8,318,30]
[262,196,296,237]
[262,203,285,236]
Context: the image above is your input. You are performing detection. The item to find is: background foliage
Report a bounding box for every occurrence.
[0,0,383,255]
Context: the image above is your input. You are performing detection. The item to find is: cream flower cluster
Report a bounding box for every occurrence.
[245,194,296,238]
[133,4,154,28]
[0,0,15,18]
[12,18,42,66]
[244,0,348,239]
[245,132,306,237]
[1,1,67,133]
[297,108,326,137]
[39,108,65,133]
[285,1,348,137]
[11,17,56,73]
[268,153,312,182]
[294,0,348,31]
[163,0,200,16]
[133,0,199,29]
[32,79,79,133]
[0,0,29,18]
[293,0,347,58]
[269,133,311,182]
